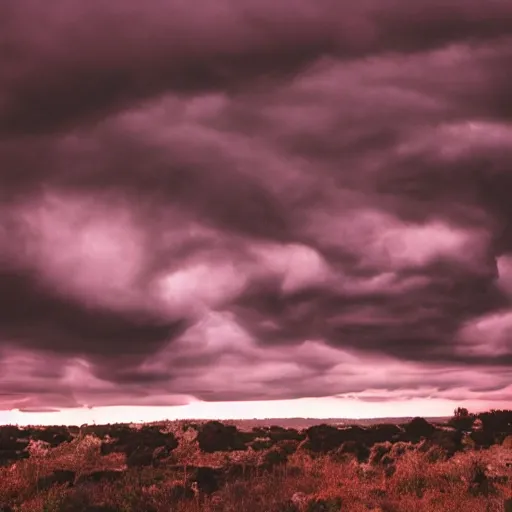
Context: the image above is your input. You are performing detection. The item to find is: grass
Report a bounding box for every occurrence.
[1,421,511,511]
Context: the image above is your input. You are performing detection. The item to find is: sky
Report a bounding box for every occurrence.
[1,0,512,426]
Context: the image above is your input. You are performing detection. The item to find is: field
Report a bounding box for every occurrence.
[1,413,512,512]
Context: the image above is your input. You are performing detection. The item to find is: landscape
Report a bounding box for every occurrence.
[2,1,512,511]
[1,408,512,511]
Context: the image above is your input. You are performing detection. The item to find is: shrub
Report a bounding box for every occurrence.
[305,496,342,512]
[331,440,370,463]
[478,409,512,436]
[395,473,429,498]
[390,441,414,458]
[402,417,435,441]
[469,430,494,449]
[37,470,75,490]
[465,459,496,497]
[430,429,464,457]
[251,439,274,451]
[424,445,448,463]
[448,407,476,431]
[502,435,512,449]
[262,448,289,470]
[365,424,403,444]
[369,442,392,465]
[276,440,300,455]
[305,425,345,453]
[267,427,305,442]
[197,421,247,453]
[274,500,300,512]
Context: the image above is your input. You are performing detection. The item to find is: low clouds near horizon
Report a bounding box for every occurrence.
[1,0,512,416]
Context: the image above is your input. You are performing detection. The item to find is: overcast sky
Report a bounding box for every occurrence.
[1,0,512,425]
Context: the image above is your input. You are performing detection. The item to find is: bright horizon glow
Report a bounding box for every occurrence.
[0,396,507,426]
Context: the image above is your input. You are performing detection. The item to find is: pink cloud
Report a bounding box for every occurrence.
[249,242,331,294]
[304,208,488,270]
[14,192,148,312]
[497,254,512,296]
[456,310,512,357]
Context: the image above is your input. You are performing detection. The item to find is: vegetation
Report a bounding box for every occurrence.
[0,410,511,511]
[448,408,476,431]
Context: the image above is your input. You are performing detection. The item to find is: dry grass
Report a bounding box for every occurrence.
[1,424,511,512]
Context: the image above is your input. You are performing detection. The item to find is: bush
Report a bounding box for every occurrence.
[395,474,429,498]
[390,441,414,458]
[425,445,448,463]
[305,425,345,453]
[197,421,247,452]
[369,441,392,465]
[465,459,496,497]
[448,408,476,431]
[262,448,288,469]
[306,497,343,512]
[502,435,512,449]
[333,441,370,463]
[403,417,435,441]
[251,439,274,451]
[469,430,494,449]
[276,440,300,455]
[267,427,305,442]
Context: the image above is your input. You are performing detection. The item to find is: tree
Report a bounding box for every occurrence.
[477,409,512,435]
[449,407,475,430]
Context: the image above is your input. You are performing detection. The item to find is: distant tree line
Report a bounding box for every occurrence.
[449,407,512,435]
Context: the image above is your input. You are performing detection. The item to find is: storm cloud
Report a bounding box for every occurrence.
[1,0,512,413]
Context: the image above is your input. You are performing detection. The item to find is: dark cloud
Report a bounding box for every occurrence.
[231,258,508,363]
[0,269,188,357]
[1,0,512,412]
[1,1,512,135]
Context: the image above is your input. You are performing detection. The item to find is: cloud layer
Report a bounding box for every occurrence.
[1,0,512,412]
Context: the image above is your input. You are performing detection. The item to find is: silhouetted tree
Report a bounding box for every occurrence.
[197,421,247,452]
[403,417,435,441]
[477,409,512,440]
[449,407,476,430]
